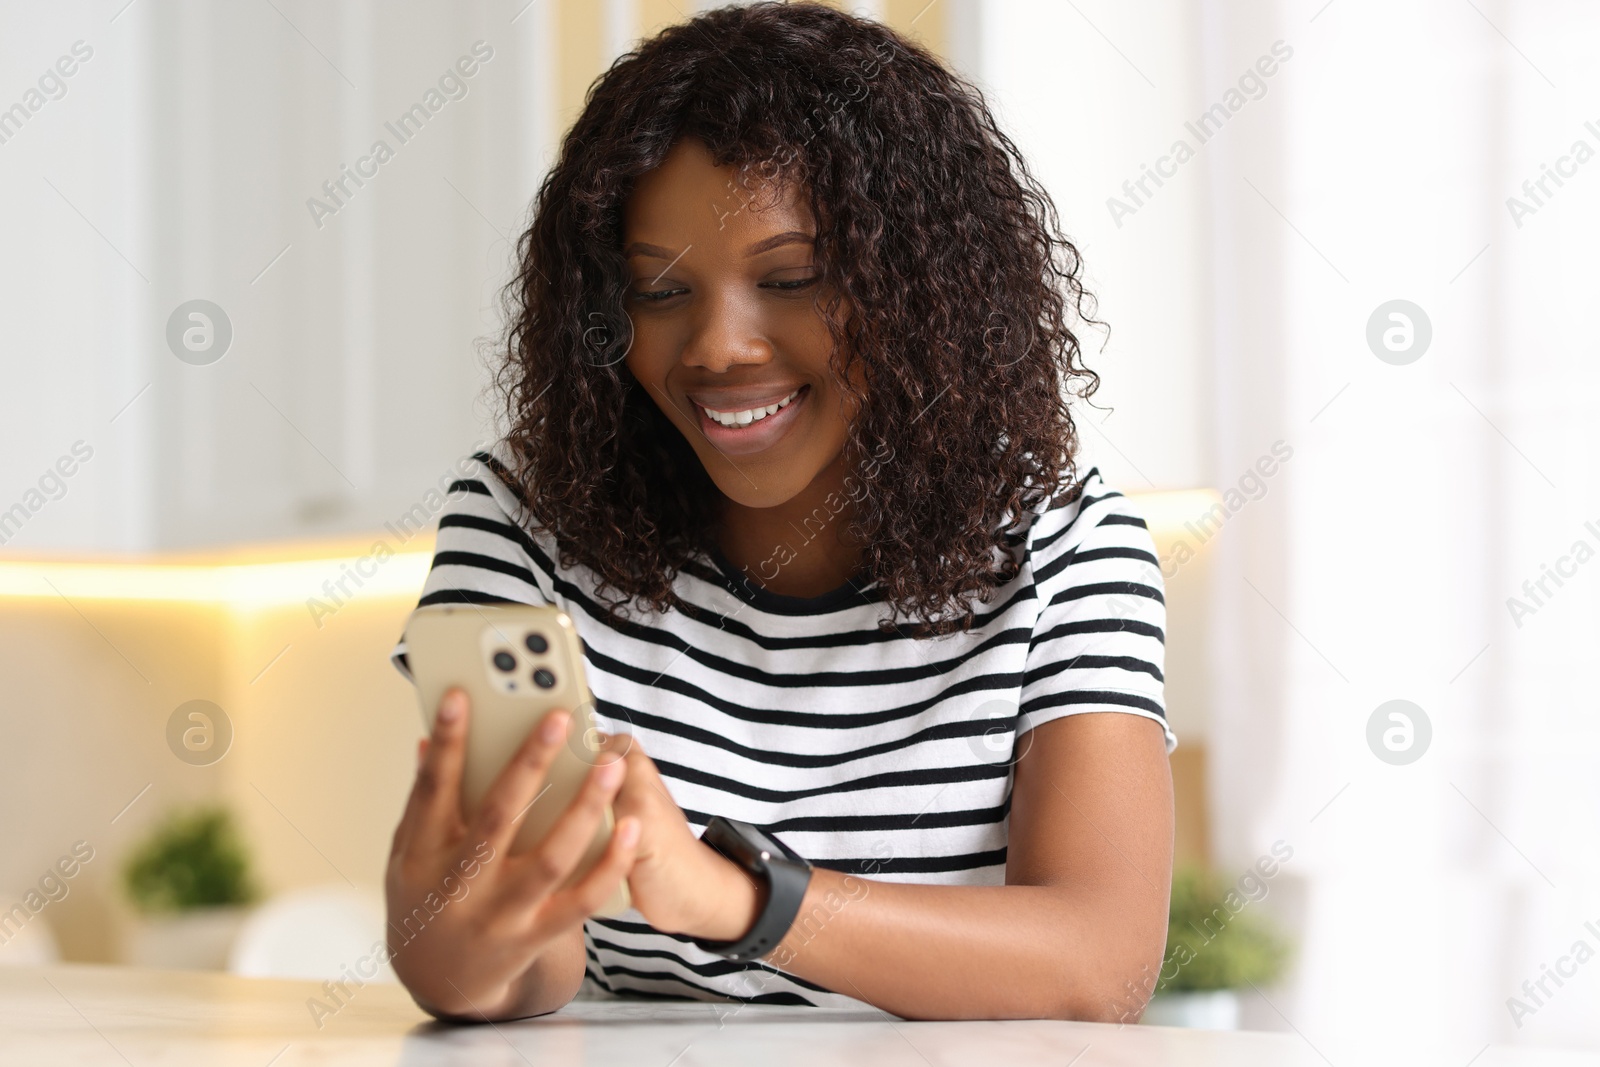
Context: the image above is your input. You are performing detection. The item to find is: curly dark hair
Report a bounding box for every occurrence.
[491,0,1101,636]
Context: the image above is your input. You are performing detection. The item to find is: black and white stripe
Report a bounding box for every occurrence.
[390,444,1172,1007]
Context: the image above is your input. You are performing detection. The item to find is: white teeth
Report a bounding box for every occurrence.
[700,389,800,428]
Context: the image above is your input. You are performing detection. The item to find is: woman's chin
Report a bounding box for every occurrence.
[703,467,815,511]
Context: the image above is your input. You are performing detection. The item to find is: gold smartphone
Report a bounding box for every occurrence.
[402,602,630,917]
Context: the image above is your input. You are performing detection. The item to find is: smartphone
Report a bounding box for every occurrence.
[401,602,630,917]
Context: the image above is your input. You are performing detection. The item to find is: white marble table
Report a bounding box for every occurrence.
[1,963,1592,1066]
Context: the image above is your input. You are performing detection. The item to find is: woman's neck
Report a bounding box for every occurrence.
[713,451,864,598]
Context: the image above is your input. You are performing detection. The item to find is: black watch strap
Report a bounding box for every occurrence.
[689,816,812,961]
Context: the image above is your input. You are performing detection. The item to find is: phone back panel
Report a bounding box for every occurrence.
[402,602,628,916]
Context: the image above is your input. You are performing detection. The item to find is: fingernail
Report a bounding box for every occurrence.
[598,757,624,786]
[438,691,462,723]
[541,710,569,744]
[617,817,640,848]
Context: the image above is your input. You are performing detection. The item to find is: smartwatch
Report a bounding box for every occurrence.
[688,816,812,961]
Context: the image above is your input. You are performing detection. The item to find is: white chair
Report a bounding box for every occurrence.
[0,908,61,966]
[227,885,396,983]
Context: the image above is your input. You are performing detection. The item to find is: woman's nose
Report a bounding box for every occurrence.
[678,291,774,373]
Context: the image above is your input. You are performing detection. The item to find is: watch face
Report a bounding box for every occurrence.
[745,828,776,854]
[745,825,797,863]
[712,817,805,867]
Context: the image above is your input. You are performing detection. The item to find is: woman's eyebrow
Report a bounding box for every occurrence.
[624,242,678,260]
[622,232,814,261]
[743,231,814,256]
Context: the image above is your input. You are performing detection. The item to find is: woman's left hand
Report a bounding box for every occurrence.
[603,735,765,942]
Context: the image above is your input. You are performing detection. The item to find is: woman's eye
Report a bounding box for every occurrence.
[631,277,816,301]
[762,275,819,292]
[631,287,686,303]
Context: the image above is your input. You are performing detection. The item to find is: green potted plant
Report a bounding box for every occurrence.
[121,806,260,970]
[1141,865,1293,1029]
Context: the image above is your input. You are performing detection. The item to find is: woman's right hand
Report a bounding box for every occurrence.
[384,686,640,1021]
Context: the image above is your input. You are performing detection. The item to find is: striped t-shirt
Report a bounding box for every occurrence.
[389,445,1172,1008]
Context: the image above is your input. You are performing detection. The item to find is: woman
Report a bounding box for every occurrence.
[385,1,1174,1023]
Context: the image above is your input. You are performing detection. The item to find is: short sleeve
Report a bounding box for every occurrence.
[1017,473,1175,752]
[387,446,556,685]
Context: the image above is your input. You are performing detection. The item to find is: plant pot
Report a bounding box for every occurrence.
[123,905,252,971]
[1141,989,1242,1030]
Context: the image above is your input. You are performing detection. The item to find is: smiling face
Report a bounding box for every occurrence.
[622,137,859,512]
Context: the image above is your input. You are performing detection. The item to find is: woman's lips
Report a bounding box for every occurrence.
[691,384,809,457]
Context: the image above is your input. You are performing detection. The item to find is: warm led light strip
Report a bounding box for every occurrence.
[1124,488,1226,544]
[0,552,433,608]
[0,489,1215,607]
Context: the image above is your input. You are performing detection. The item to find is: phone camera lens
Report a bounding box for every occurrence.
[492,651,516,672]
[532,668,556,689]
[525,633,549,654]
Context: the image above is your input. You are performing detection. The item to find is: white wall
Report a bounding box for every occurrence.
[969,0,1213,494]
[1,0,558,554]
[977,0,1600,1055]
[1195,0,1600,1055]
[1,2,152,552]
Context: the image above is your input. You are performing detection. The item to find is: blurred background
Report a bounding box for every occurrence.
[3,0,1598,1057]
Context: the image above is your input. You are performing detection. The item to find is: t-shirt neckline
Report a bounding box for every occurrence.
[702,542,877,615]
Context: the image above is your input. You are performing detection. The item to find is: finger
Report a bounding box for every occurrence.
[469,707,573,856]
[397,688,471,857]
[621,742,660,777]
[593,724,636,760]
[621,744,679,810]
[540,816,641,929]
[611,747,656,812]
[390,737,433,865]
[511,753,627,898]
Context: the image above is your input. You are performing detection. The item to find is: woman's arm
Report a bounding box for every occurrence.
[767,712,1173,1020]
[618,710,1174,1021]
